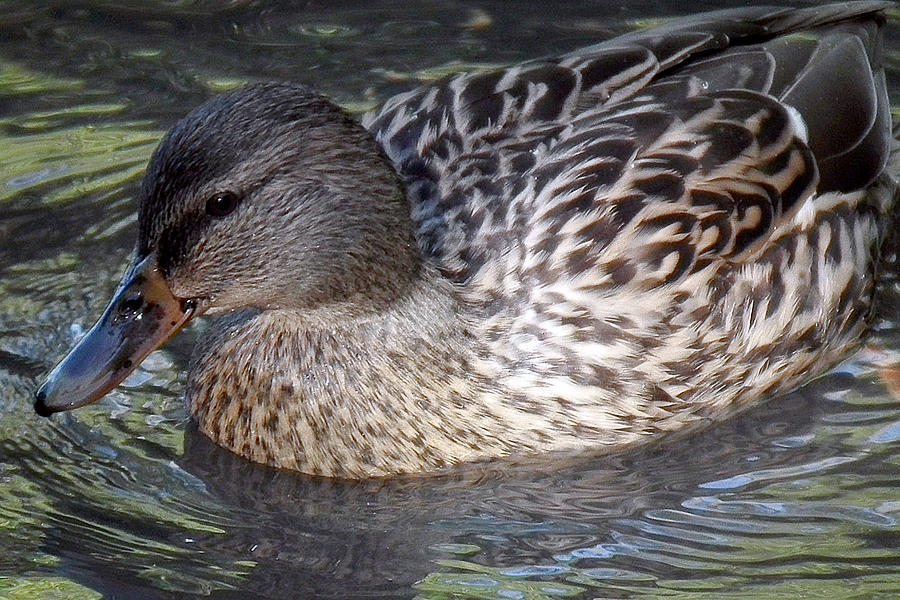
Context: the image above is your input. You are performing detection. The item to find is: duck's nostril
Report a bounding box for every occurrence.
[119,294,144,314]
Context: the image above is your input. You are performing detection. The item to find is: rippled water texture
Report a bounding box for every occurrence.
[2,1,900,598]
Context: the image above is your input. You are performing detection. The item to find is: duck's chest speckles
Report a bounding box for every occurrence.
[185,311,509,477]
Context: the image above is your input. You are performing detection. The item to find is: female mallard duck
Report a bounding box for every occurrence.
[34,3,896,478]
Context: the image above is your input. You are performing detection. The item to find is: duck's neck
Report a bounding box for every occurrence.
[186,264,512,477]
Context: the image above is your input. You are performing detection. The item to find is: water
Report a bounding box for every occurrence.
[1,1,900,598]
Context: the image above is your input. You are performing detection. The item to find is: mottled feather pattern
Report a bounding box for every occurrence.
[356,4,895,472]
[178,4,895,477]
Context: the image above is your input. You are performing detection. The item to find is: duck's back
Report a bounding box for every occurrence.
[366,4,891,282]
[363,3,896,430]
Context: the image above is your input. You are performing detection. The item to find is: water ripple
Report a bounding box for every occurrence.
[699,455,859,491]
[1,2,899,600]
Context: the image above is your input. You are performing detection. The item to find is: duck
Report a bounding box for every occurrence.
[33,2,897,478]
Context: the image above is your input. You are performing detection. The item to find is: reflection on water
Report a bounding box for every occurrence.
[1,1,900,598]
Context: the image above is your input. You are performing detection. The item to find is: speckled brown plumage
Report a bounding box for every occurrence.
[35,3,899,478]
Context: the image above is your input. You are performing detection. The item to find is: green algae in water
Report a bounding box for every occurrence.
[0,58,253,597]
[372,60,506,85]
[429,543,483,556]
[3,435,256,595]
[0,123,162,204]
[0,577,102,600]
[202,76,249,93]
[291,23,357,38]
[126,48,164,60]
[0,59,162,206]
[2,104,131,131]
[339,98,382,115]
[0,62,83,95]
[415,560,583,600]
[0,474,58,573]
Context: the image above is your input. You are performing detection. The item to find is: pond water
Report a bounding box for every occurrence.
[2,1,900,598]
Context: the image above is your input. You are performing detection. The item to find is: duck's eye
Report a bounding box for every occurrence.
[206,192,240,218]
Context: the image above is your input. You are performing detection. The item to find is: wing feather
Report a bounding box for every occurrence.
[362,2,891,289]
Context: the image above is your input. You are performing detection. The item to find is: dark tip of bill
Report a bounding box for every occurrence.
[33,387,55,417]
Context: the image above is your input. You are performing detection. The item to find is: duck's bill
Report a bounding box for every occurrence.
[34,255,197,416]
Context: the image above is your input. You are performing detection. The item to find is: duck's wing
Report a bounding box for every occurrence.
[624,5,892,194]
[365,2,890,184]
[364,2,893,286]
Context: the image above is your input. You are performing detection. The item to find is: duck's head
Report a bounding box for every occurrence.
[34,83,416,415]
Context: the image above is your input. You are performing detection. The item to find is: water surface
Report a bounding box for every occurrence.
[2,1,900,598]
